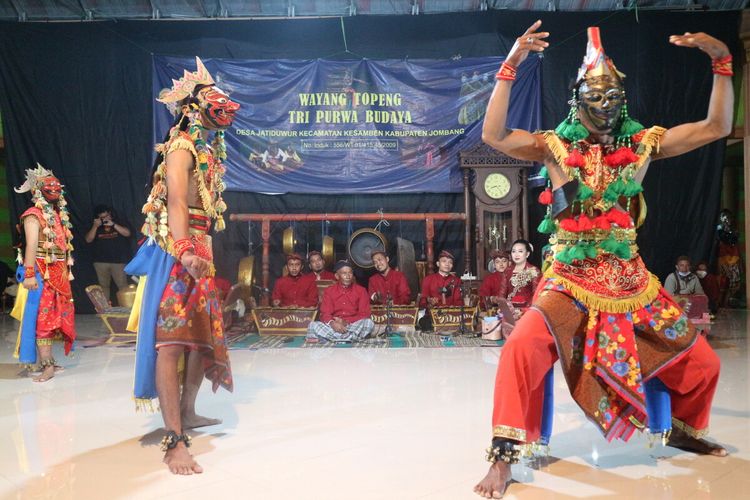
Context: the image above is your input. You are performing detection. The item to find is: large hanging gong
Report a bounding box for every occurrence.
[322,235,334,268]
[395,237,419,302]
[347,228,387,269]
[282,226,295,255]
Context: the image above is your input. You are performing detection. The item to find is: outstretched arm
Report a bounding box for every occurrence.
[482,20,550,162]
[654,33,734,160]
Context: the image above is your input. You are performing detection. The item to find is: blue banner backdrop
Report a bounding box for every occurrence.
[153,56,541,194]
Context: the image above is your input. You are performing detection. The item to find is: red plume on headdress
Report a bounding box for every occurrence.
[576,27,625,85]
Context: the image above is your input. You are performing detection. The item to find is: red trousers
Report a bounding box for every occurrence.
[492,309,721,443]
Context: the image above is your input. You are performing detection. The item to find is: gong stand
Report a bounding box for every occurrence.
[230,212,467,305]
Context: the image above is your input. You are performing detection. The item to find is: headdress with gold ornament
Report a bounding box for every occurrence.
[14,164,74,277]
[554,27,643,146]
[156,56,216,116]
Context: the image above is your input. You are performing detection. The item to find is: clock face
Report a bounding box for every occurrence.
[484,173,511,200]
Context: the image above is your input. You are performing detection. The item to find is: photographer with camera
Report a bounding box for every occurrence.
[85,204,132,305]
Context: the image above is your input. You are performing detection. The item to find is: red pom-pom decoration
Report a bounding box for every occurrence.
[604,147,638,167]
[538,188,553,205]
[577,216,594,231]
[606,208,633,228]
[593,215,611,230]
[565,149,585,168]
[559,218,579,232]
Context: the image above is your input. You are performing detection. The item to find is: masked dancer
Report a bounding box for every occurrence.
[12,165,76,383]
[475,22,733,498]
[126,57,239,475]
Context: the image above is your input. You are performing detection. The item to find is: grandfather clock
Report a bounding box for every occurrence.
[460,143,533,279]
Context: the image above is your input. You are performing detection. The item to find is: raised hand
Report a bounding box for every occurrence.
[669,32,729,59]
[506,20,549,67]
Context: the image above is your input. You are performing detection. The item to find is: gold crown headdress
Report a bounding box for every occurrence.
[156,57,215,114]
[14,163,56,194]
[576,27,626,85]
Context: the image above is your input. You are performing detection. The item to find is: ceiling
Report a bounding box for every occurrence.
[0,0,746,22]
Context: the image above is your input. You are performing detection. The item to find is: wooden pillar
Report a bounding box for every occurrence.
[463,169,473,274]
[261,218,271,306]
[425,217,435,274]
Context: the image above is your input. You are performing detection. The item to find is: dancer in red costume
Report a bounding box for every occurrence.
[13,165,76,383]
[474,22,733,498]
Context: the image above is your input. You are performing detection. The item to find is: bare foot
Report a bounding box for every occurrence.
[474,461,512,498]
[32,366,55,383]
[163,442,203,475]
[181,413,222,429]
[667,428,728,457]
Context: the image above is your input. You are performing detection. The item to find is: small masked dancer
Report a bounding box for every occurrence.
[12,165,76,383]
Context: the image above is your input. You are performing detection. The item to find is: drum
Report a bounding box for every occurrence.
[429,306,477,333]
[252,307,318,336]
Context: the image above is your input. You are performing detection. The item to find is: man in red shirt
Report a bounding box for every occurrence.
[271,253,318,307]
[305,251,335,281]
[419,250,463,308]
[479,250,510,309]
[368,250,412,305]
[306,261,374,342]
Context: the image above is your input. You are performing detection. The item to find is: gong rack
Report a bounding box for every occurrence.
[230,212,469,305]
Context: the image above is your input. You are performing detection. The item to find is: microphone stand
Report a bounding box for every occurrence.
[383,292,398,336]
[456,279,468,336]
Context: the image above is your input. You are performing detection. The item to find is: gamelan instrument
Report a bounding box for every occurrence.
[252,306,318,336]
[371,304,419,333]
[429,306,477,333]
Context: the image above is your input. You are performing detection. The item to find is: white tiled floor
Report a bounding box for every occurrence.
[0,312,748,499]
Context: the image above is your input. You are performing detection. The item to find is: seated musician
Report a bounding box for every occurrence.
[497,239,541,320]
[306,260,374,342]
[478,250,509,309]
[368,250,411,305]
[305,250,335,281]
[271,253,318,307]
[419,250,462,308]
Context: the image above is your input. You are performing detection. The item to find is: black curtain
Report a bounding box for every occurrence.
[0,10,741,312]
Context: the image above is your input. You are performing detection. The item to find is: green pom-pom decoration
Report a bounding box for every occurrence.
[616,116,644,139]
[555,119,590,142]
[598,236,632,259]
[569,244,587,261]
[537,216,557,234]
[539,166,549,180]
[583,243,598,259]
[603,184,620,203]
[622,179,643,197]
[555,247,574,265]
[576,184,594,201]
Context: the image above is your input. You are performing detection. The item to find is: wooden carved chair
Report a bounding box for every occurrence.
[84,284,134,344]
